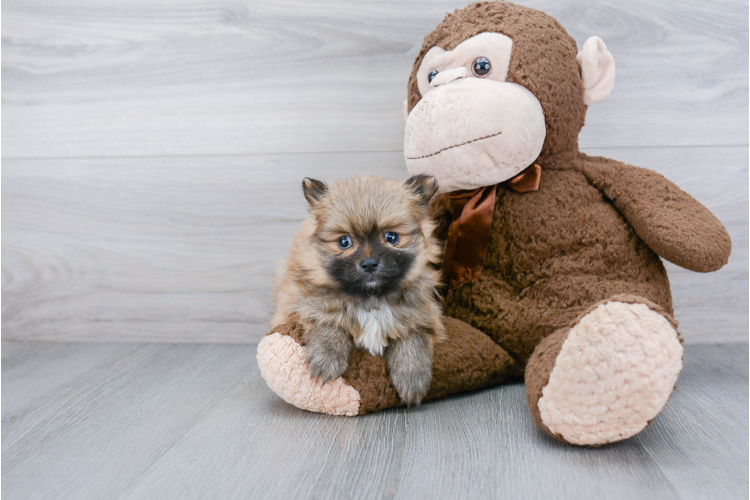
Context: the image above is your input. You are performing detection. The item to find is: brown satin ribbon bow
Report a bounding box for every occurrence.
[442,163,542,291]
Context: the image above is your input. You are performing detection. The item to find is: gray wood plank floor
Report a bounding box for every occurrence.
[2,341,747,500]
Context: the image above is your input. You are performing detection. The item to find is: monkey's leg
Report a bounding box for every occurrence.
[525,294,683,446]
[257,317,520,416]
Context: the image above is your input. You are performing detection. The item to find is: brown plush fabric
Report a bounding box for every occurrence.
[426,316,521,400]
[438,150,729,365]
[524,294,682,444]
[407,1,586,156]
[442,164,545,291]
[270,321,306,343]
[441,159,692,364]
[271,317,520,415]
[524,325,569,442]
[341,347,399,414]
[263,2,731,438]
[577,154,732,272]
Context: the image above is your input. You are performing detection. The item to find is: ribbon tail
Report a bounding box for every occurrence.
[442,185,497,291]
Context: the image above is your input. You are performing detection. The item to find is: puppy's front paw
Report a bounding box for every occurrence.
[305,338,349,385]
[390,365,432,406]
[386,332,433,406]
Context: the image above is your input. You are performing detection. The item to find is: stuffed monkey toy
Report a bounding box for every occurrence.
[257,1,731,446]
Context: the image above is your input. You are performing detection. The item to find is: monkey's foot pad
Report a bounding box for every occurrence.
[538,301,683,446]
[257,332,361,416]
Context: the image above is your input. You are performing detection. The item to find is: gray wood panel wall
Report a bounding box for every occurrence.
[3,0,748,343]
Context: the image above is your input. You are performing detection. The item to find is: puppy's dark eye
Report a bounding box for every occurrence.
[338,236,352,249]
[384,232,399,245]
[428,70,439,83]
[472,57,491,77]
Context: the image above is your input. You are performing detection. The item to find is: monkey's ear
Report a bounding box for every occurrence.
[405,174,438,206]
[402,100,409,121]
[302,177,328,206]
[577,36,616,106]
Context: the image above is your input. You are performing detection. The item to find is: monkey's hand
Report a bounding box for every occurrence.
[385,331,433,406]
[303,325,354,385]
[579,154,732,273]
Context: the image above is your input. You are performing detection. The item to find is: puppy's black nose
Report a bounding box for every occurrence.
[360,258,380,273]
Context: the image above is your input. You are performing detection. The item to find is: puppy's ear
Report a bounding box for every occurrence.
[405,175,438,207]
[302,177,328,207]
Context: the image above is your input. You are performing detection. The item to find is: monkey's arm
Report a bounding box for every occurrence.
[578,154,731,272]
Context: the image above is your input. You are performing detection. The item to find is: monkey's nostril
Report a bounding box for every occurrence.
[360,258,380,273]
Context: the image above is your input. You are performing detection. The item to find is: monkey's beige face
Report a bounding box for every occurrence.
[404,32,546,193]
[404,29,617,193]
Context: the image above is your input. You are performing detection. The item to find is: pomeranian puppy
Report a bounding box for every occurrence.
[272,174,445,405]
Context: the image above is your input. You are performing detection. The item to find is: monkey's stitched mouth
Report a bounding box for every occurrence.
[406,130,502,160]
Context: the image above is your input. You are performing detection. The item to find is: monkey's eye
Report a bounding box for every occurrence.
[472,57,491,77]
[338,236,353,249]
[427,70,439,84]
[384,232,400,245]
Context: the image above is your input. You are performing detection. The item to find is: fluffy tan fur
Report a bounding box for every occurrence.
[272,175,445,350]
